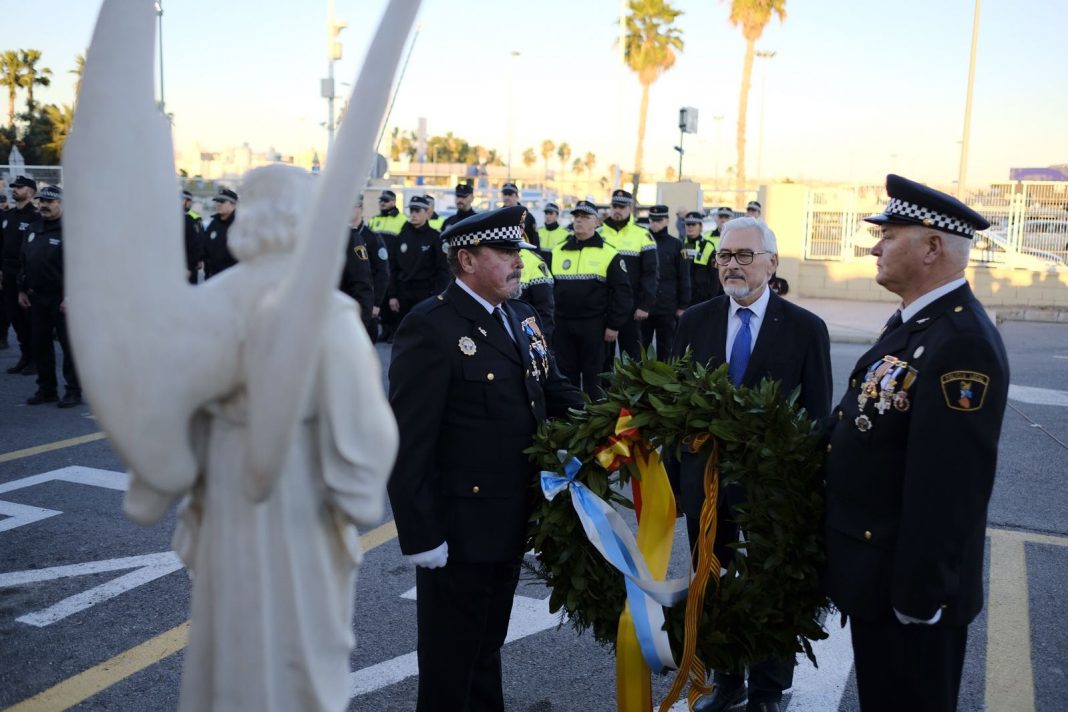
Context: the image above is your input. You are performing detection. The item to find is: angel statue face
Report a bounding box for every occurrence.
[227,165,315,263]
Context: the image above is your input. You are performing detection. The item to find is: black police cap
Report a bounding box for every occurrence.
[442,205,536,250]
[181,189,193,200]
[409,195,432,210]
[544,202,560,213]
[648,204,670,219]
[863,174,990,239]
[746,201,762,211]
[717,206,733,217]
[571,200,599,217]
[213,188,238,203]
[455,183,473,197]
[501,182,519,195]
[684,211,704,225]
[611,189,634,206]
[39,185,63,201]
[379,189,397,201]
[10,175,37,191]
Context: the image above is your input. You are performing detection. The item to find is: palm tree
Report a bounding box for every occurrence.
[540,140,555,180]
[522,147,537,168]
[1,51,25,127]
[622,0,684,196]
[44,103,74,158]
[71,52,86,103]
[583,152,596,183]
[18,49,52,110]
[557,142,572,177]
[727,0,786,208]
[571,158,584,176]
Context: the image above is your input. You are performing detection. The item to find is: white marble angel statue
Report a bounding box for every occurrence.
[61,1,421,709]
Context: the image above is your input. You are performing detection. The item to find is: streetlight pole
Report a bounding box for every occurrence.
[324,0,347,155]
[755,50,776,180]
[507,50,520,182]
[155,2,164,115]
[957,0,981,198]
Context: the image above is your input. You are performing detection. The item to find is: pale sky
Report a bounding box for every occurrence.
[7,0,1068,186]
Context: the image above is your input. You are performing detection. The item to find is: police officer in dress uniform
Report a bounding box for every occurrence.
[386,195,450,326]
[440,182,477,232]
[2,176,39,374]
[550,200,633,397]
[500,182,540,250]
[340,201,380,338]
[675,217,832,712]
[683,211,723,303]
[640,204,690,357]
[388,206,583,712]
[181,189,203,284]
[17,186,82,408]
[537,202,569,255]
[824,175,1009,712]
[347,200,389,341]
[598,189,658,362]
[202,188,238,279]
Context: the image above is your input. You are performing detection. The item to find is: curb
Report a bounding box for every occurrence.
[997,309,1068,324]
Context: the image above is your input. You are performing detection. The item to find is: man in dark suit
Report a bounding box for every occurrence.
[388,206,583,712]
[824,175,1009,712]
[672,216,832,712]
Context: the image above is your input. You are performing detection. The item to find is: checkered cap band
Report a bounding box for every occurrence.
[884,197,976,237]
[448,223,524,247]
[684,217,703,225]
[611,195,634,205]
[572,204,598,216]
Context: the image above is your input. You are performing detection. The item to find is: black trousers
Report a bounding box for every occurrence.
[2,268,30,353]
[850,617,968,712]
[554,317,609,398]
[616,317,642,361]
[415,561,520,712]
[29,293,79,396]
[640,313,677,360]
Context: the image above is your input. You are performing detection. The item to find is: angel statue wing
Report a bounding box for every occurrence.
[63,0,421,522]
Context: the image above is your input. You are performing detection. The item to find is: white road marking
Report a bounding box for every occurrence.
[0,465,128,495]
[349,586,562,698]
[0,500,62,533]
[1008,384,1068,407]
[0,552,184,627]
[786,611,853,711]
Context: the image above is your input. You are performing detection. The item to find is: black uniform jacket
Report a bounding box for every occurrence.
[440,207,476,232]
[183,211,202,277]
[386,222,449,298]
[18,217,65,295]
[2,203,39,272]
[202,213,237,278]
[823,283,1009,625]
[388,282,583,563]
[339,225,376,318]
[649,227,691,315]
[670,291,832,526]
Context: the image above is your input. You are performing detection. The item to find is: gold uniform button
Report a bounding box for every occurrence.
[486,373,495,381]
[953,306,963,312]
[837,410,843,421]
[864,530,872,540]
[826,444,832,453]
[851,378,857,388]
[472,486,480,494]
[530,401,536,408]
[940,604,948,610]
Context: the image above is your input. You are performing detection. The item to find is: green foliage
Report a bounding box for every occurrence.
[623,0,685,86]
[526,352,830,671]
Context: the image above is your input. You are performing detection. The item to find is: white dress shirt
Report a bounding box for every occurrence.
[900,277,967,323]
[725,285,772,365]
[456,277,515,341]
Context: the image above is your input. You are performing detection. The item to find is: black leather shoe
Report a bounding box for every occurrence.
[57,392,84,409]
[693,684,747,712]
[746,702,781,712]
[27,392,59,405]
[6,355,30,374]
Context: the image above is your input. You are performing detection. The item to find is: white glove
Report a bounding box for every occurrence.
[894,607,942,625]
[406,541,448,569]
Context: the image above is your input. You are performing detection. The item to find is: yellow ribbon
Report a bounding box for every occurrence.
[657,442,721,712]
[616,444,677,712]
[596,410,641,472]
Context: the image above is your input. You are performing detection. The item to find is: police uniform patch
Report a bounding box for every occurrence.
[378,247,388,261]
[209,231,217,240]
[619,259,627,273]
[562,259,571,270]
[458,336,477,356]
[1,220,6,229]
[400,242,408,253]
[27,233,34,243]
[940,370,990,411]
[538,262,549,277]
[353,245,368,260]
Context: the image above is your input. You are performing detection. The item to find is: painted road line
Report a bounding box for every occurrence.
[5,520,400,712]
[0,500,61,533]
[349,588,560,698]
[0,465,127,495]
[0,433,106,465]
[985,532,1036,712]
[786,611,853,711]
[0,552,185,628]
[987,526,1068,548]
[1008,384,1068,407]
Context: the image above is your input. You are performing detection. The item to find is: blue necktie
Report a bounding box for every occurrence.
[728,308,753,386]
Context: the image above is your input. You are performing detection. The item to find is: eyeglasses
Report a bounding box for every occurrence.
[715,250,770,266]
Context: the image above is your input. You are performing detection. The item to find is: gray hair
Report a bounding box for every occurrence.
[721,216,777,253]
[937,230,972,269]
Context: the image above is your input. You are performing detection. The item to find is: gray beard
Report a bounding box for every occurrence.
[723,282,753,300]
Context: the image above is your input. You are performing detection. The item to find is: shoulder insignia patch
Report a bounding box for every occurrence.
[619,258,627,273]
[940,370,989,411]
[353,245,369,260]
[562,259,572,270]
[378,246,389,261]
[27,233,35,243]
[538,262,549,277]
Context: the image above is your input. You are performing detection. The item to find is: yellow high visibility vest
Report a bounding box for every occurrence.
[599,217,655,258]
[369,212,407,236]
[520,250,553,288]
[537,225,570,253]
[551,241,619,281]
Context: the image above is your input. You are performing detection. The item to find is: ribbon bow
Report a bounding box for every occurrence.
[594,409,642,471]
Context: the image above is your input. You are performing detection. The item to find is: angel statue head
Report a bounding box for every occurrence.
[228,164,315,263]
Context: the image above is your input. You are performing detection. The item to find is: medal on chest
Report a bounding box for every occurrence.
[855,355,918,431]
[521,317,550,382]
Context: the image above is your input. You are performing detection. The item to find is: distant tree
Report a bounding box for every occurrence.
[43,103,74,159]
[389,127,417,161]
[571,157,584,176]
[583,151,596,181]
[621,0,684,195]
[540,139,555,178]
[557,142,572,176]
[1,51,25,126]
[727,0,786,208]
[18,50,52,110]
[665,165,677,181]
[18,105,61,164]
[522,147,537,168]
[71,52,86,101]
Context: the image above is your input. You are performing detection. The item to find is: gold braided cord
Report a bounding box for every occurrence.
[658,444,721,712]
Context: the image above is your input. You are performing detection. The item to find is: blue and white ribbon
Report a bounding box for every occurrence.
[540,456,689,672]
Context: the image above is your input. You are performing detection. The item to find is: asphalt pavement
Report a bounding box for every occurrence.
[0,315,1065,712]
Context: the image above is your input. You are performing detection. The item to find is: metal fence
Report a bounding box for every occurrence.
[1,165,64,197]
[802,182,1068,268]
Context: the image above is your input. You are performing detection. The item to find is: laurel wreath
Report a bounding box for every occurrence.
[526,354,830,671]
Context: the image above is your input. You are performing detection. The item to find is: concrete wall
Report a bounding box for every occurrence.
[760,183,1068,308]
